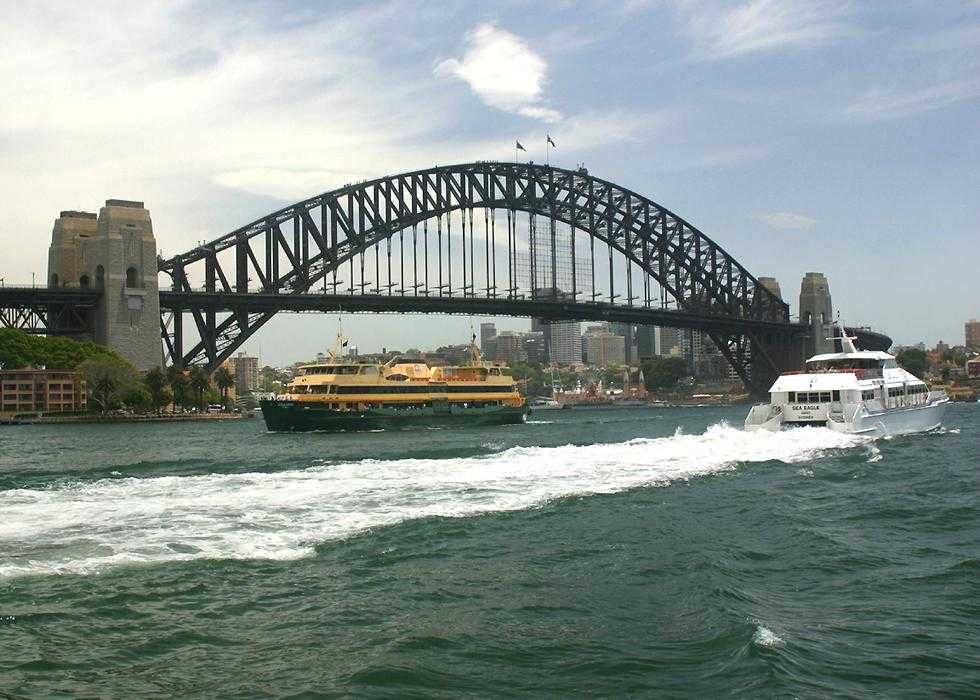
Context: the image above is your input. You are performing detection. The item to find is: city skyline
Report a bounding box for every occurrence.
[2,1,978,365]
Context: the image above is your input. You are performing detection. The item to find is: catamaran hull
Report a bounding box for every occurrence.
[746,400,947,438]
[826,400,947,438]
[260,400,529,432]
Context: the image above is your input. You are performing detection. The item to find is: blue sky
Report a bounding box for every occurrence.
[1,1,978,363]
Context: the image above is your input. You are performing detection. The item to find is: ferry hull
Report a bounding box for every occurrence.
[260,399,529,432]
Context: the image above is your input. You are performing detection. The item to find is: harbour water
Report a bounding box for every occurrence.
[1,405,977,696]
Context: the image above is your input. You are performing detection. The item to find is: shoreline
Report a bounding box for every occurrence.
[0,412,250,425]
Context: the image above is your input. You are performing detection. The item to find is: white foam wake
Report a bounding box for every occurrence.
[0,423,867,578]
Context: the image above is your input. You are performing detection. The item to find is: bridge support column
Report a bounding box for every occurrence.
[47,201,161,370]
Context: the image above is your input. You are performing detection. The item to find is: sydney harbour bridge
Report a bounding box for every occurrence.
[0,161,889,395]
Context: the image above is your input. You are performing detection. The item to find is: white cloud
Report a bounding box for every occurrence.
[434,23,561,122]
[843,80,980,121]
[0,3,469,268]
[761,212,817,230]
[212,168,368,201]
[681,0,852,59]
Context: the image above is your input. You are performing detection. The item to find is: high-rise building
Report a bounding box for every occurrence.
[495,331,526,365]
[548,321,581,366]
[608,322,636,364]
[533,316,581,366]
[522,331,546,365]
[966,319,980,349]
[480,323,497,352]
[680,329,703,371]
[585,331,626,367]
[636,326,657,360]
[659,327,683,356]
[224,352,259,395]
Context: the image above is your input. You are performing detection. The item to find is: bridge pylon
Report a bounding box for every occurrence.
[47,201,161,370]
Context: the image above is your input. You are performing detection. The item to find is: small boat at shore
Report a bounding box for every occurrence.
[260,333,528,432]
[745,332,948,437]
[529,397,570,411]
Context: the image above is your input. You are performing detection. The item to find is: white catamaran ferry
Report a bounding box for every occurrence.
[745,333,948,437]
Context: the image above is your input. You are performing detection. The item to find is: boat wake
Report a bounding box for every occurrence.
[0,423,869,578]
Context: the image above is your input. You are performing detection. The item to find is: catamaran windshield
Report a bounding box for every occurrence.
[807,358,880,370]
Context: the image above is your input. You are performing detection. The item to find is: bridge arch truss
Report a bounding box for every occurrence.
[158,162,795,393]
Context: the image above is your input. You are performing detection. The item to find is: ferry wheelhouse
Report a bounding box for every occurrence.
[259,336,528,432]
[745,334,947,437]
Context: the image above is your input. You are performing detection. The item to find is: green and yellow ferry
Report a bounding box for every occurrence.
[260,337,528,432]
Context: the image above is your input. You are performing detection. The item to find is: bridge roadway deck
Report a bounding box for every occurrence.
[0,286,102,335]
[0,286,102,305]
[159,290,807,336]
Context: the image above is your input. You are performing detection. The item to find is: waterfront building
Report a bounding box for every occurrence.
[0,369,86,414]
[966,357,980,378]
[967,319,980,349]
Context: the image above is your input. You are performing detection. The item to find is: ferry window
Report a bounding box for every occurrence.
[819,392,831,402]
[832,390,840,401]
[360,366,379,376]
[489,368,500,375]
[787,392,796,402]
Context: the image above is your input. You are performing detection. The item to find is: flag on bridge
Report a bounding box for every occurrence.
[515,141,526,151]
[547,135,557,148]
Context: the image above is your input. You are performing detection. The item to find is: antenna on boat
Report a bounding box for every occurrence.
[827,314,859,353]
[328,307,348,361]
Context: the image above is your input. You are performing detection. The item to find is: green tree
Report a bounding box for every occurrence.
[641,356,689,391]
[166,366,191,409]
[509,362,548,397]
[896,348,929,379]
[188,365,211,409]
[0,328,119,370]
[121,385,152,412]
[603,365,627,390]
[0,328,36,369]
[214,366,235,408]
[143,367,170,413]
[78,357,140,413]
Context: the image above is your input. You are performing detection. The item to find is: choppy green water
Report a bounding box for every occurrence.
[1,405,977,697]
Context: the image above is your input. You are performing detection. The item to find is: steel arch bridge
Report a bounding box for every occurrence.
[158,161,804,394]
